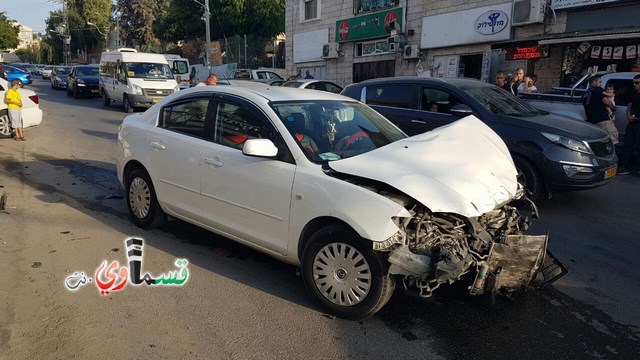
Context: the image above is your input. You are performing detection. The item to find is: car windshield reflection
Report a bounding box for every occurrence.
[464,87,546,116]
[271,100,406,163]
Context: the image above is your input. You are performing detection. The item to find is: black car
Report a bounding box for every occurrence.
[341,77,618,200]
[67,65,100,98]
[51,66,72,90]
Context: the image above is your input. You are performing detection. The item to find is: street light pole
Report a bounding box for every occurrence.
[63,0,70,65]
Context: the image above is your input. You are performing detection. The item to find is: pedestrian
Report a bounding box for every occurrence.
[4,79,25,141]
[304,70,314,79]
[604,82,616,121]
[581,75,619,145]
[618,74,640,175]
[520,75,538,93]
[510,68,525,95]
[495,72,511,92]
[196,74,218,86]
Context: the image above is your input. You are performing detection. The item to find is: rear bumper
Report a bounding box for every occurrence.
[22,107,42,128]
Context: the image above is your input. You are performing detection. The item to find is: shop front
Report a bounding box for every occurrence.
[421,3,512,82]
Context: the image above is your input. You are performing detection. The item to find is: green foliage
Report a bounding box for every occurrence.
[118,0,168,49]
[0,12,19,50]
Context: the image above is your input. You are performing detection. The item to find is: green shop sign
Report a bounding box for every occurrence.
[336,8,404,43]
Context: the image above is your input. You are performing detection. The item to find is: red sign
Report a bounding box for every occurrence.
[338,20,350,41]
[384,11,398,33]
[506,45,549,61]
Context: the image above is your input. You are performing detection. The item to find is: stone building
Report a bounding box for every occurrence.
[284,0,640,90]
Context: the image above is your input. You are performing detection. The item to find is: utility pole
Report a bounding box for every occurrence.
[63,0,70,65]
[204,0,211,71]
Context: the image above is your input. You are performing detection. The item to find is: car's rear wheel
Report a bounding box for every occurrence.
[514,156,543,201]
[0,111,12,138]
[301,224,395,319]
[101,90,111,106]
[125,167,166,229]
[123,95,133,113]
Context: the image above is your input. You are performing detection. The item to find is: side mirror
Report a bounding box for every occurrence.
[450,104,473,117]
[242,138,278,158]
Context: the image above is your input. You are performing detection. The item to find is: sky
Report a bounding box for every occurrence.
[3,0,64,34]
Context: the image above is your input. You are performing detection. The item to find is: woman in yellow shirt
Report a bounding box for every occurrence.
[4,79,24,141]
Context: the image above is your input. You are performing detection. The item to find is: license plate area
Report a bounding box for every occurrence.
[604,166,617,179]
[152,97,161,103]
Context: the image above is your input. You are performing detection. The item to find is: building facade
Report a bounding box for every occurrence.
[284,0,640,90]
[12,22,34,50]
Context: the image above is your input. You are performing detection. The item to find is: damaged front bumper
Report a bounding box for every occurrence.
[381,195,567,299]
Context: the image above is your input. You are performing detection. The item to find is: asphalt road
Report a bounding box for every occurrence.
[0,78,638,360]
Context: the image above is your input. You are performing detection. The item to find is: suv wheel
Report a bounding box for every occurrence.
[514,156,543,201]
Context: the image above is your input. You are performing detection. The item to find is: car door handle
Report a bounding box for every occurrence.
[150,141,165,150]
[411,119,427,124]
[204,157,223,167]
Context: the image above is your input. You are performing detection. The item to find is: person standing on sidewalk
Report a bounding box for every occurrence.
[581,75,619,145]
[618,74,640,175]
[510,68,525,95]
[4,79,25,141]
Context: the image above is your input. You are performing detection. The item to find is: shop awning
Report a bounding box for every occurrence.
[538,28,640,45]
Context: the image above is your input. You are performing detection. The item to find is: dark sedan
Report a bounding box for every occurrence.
[342,77,618,200]
[51,66,72,89]
[66,65,100,98]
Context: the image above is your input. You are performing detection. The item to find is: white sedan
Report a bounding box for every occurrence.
[116,85,562,318]
[282,79,343,93]
[0,77,43,138]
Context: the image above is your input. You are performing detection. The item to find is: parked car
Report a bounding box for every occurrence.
[51,66,72,89]
[0,77,43,137]
[41,65,54,79]
[342,77,618,200]
[66,65,100,98]
[117,85,564,319]
[230,69,283,81]
[2,65,32,86]
[282,79,343,93]
[519,71,639,147]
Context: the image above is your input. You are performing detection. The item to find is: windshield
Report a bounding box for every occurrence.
[271,100,406,163]
[124,62,173,79]
[76,67,99,76]
[55,67,71,74]
[464,87,546,116]
[282,81,303,88]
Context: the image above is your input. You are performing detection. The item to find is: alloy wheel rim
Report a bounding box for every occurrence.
[129,177,150,219]
[0,114,10,136]
[312,242,372,306]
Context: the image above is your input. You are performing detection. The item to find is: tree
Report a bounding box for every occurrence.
[118,0,168,50]
[0,12,19,50]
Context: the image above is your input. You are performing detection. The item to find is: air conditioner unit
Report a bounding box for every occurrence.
[512,0,546,26]
[403,45,419,60]
[322,42,340,59]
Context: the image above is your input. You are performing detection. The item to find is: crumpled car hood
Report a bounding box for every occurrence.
[328,116,518,217]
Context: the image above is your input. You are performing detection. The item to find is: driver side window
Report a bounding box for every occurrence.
[212,101,275,149]
[421,87,463,115]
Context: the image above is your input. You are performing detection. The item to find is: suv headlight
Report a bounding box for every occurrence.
[541,132,592,155]
[132,84,143,95]
[55,76,61,81]
[77,78,85,86]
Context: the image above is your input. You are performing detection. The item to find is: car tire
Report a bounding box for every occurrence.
[125,167,166,229]
[301,224,395,319]
[0,111,12,138]
[513,156,543,201]
[123,95,133,113]
[73,86,79,99]
[102,90,111,106]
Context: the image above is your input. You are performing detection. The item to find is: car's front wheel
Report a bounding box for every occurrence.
[0,111,12,138]
[301,224,395,319]
[514,156,543,201]
[123,95,133,113]
[125,167,166,228]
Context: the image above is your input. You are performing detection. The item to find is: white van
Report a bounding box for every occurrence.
[163,54,190,89]
[99,49,179,113]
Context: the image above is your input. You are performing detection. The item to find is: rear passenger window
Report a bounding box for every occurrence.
[160,98,209,137]
[420,87,463,114]
[365,85,418,109]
